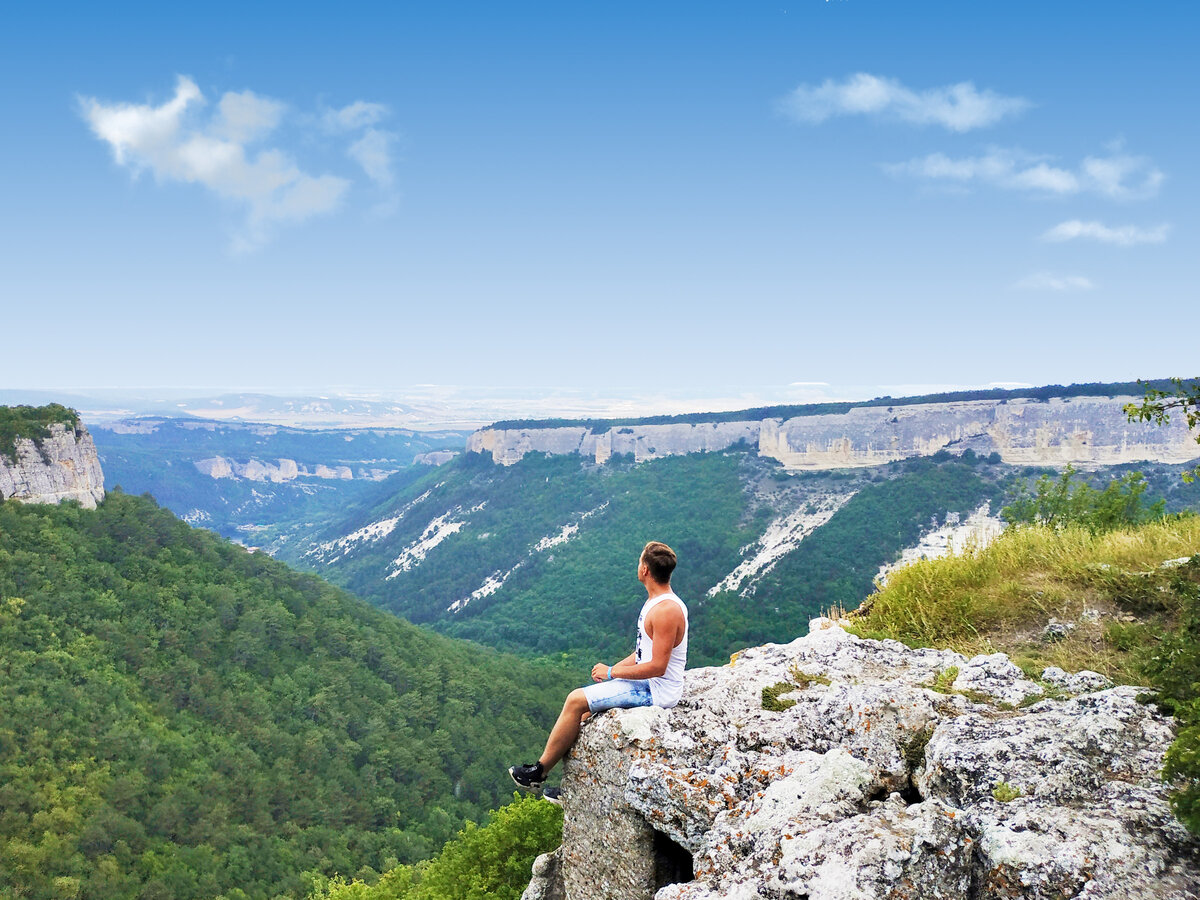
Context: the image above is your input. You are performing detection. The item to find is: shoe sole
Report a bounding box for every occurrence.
[542,790,562,806]
[509,766,544,791]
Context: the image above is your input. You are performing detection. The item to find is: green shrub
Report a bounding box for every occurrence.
[0,403,79,462]
[1001,465,1165,532]
[310,794,562,900]
[1140,557,1200,833]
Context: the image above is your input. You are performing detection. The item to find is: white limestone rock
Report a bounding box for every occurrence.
[0,422,105,509]
[523,619,1200,900]
[471,395,1200,469]
[952,652,1045,706]
[1041,666,1113,694]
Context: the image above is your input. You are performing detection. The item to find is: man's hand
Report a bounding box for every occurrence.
[591,663,610,682]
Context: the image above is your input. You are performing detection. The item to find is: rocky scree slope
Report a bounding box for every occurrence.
[525,619,1200,900]
[0,420,105,508]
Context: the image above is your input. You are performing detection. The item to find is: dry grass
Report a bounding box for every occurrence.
[844,517,1200,684]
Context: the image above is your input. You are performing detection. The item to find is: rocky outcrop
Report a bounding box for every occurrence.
[524,620,1200,900]
[193,456,354,482]
[0,422,106,509]
[471,396,1200,470]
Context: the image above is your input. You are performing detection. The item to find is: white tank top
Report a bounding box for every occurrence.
[635,591,688,708]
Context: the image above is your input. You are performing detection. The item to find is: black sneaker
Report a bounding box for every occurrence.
[509,762,545,789]
[542,786,562,805]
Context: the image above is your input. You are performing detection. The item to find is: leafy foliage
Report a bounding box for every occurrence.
[1125,377,1200,482]
[1139,556,1200,833]
[0,492,574,900]
[1001,465,1166,532]
[307,794,562,900]
[0,403,79,461]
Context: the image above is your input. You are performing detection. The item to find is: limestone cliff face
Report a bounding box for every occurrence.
[469,396,1200,470]
[0,422,106,509]
[193,456,354,482]
[523,619,1200,900]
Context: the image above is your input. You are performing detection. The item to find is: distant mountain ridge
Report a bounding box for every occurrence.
[470,382,1200,470]
[90,416,468,548]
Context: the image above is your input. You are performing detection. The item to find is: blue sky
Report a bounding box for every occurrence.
[1,1,1195,400]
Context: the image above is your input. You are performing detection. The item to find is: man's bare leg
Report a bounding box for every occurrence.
[539,688,591,772]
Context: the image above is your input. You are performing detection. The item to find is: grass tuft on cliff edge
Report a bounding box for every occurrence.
[847,517,1200,682]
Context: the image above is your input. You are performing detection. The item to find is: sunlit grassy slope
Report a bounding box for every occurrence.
[846,516,1200,683]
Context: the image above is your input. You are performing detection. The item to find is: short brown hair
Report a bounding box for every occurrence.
[641,541,677,583]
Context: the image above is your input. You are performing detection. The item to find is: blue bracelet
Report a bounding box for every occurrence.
[607,666,613,680]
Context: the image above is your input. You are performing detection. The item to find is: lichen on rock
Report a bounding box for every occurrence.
[523,618,1200,900]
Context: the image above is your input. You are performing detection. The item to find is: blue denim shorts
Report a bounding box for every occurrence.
[582,678,654,714]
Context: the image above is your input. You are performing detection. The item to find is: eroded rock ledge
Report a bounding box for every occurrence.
[524,620,1200,900]
[0,422,106,509]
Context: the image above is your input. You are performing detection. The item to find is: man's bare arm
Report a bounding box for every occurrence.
[592,652,637,682]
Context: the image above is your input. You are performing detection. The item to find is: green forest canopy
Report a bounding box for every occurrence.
[0,491,574,900]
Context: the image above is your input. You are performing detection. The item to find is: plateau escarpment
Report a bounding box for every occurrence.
[525,619,1200,900]
[470,396,1200,470]
[0,419,105,508]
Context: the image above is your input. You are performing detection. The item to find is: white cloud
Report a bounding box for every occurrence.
[348,128,395,187]
[211,90,285,143]
[1014,273,1095,292]
[1041,220,1169,246]
[322,101,389,132]
[887,147,1163,199]
[80,77,402,248]
[780,73,1028,132]
[322,101,399,209]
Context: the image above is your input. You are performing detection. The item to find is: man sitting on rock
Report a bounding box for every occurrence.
[509,540,689,793]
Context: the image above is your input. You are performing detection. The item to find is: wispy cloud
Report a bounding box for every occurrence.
[347,129,396,187]
[80,77,397,250]
[779,73,1029,132]
[887,147,1164,199]
[322,100,399,201]
[1041,220,1169,246]
[1014,273,1095,292]
[322,101,388,132]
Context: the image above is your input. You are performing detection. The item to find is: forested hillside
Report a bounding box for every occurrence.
[0,492,574,900]
[282,448,1021,665]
